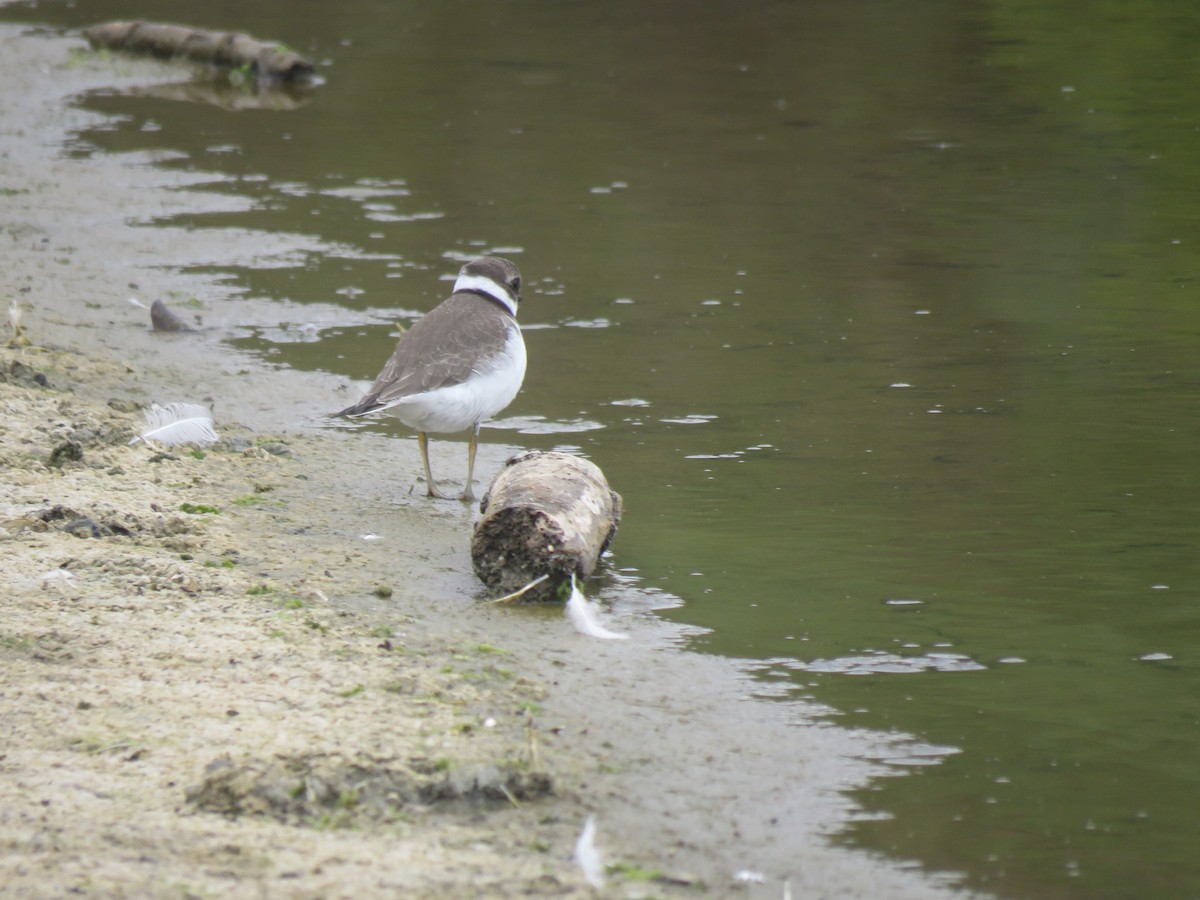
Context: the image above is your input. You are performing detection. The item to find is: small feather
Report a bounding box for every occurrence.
[733,869,766,884]
[131,402,218,447]
[127,297,151,310]
[7,299,28,346]
[573,814,605,889]
[565,574,627,641]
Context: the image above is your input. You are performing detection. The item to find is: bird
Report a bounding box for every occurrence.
[335,256,526,501]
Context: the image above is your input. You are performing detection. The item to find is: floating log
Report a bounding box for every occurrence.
[84,21,316,83]
[472,451,622,604]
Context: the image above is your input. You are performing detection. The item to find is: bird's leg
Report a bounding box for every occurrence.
[418,431,453,499]
[459,421,481,502]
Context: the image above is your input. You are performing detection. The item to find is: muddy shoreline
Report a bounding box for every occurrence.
[0,23,975,899]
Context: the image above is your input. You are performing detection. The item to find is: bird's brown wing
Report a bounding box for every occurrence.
[338,294,513,416]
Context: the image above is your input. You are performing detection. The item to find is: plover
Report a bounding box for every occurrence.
[336,256,526,501]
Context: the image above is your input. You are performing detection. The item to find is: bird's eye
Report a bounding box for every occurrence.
[510,277,521,292]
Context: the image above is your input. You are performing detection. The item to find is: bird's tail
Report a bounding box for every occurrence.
[334,395,383,418]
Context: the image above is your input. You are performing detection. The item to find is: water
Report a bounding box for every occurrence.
[9,0,1200,896]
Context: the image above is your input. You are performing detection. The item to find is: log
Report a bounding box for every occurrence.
[471,451,622,603]
[84,21,316,83]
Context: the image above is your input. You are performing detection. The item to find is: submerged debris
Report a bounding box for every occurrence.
[84,21,317,83]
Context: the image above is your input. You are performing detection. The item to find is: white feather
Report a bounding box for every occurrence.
[573,814,605,889]
[734,869,766,884]
[127,297,151,310]
[130,402,219,447]
[565,574,627,641]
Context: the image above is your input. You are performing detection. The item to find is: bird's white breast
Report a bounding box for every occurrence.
[386,325,526,434]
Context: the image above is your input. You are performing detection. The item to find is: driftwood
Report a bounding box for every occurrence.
[472,451,622,603]
[84,21,316,83]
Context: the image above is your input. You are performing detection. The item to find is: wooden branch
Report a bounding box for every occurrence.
[471,451,622,603]
[84,21,316,83]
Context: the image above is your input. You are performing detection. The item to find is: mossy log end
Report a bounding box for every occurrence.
[471,451,622,603]
[84,21,316,83]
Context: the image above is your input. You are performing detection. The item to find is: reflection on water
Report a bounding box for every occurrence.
[129,76,316,112]
[761,651,988,677]
[12,0,1200,896]
[488,415,604,435]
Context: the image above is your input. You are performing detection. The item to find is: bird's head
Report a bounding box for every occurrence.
[454,256,522,315]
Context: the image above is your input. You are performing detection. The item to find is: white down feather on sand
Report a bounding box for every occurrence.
[130,402,218,447]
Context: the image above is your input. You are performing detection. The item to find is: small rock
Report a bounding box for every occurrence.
[3,360,49,388]
[47,440,83,468]
[62,516,104,539]
[150,298,195,332]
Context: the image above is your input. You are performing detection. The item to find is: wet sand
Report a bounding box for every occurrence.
[0,23,978,899]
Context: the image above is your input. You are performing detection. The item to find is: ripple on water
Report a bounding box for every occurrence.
[686,443,774,460]
[487,415,604,434]
[866,740,964,767]
[790,650,987,676]
[320,178,411,201]
[248,324,322,344]
[365,210,444,223]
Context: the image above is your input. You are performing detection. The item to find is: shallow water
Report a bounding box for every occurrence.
[9,0,1200,895]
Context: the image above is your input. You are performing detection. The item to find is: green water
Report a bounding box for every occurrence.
[11,0,1200,895]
